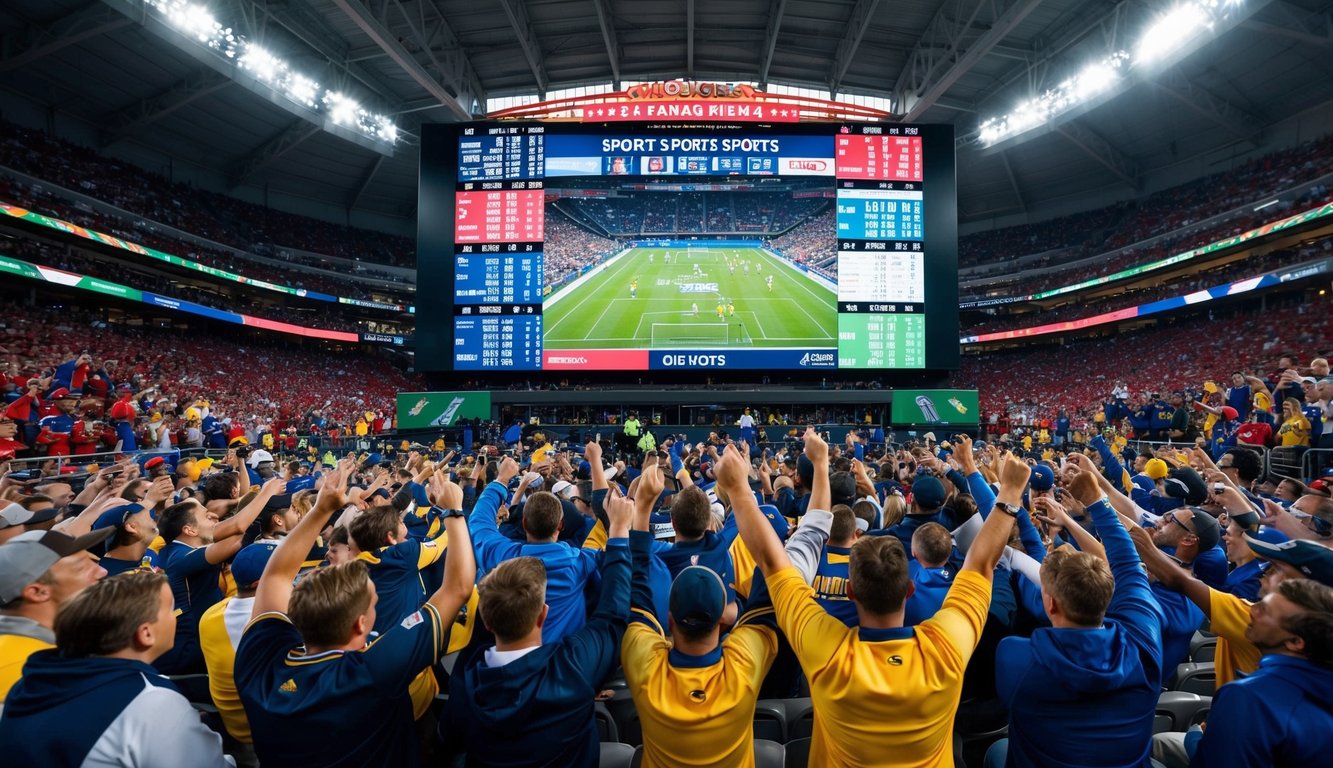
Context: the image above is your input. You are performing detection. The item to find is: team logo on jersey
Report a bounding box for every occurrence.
[401,610,425,630]
[887,655,903,666]
[279,679,298,693]
[690,555,700,566]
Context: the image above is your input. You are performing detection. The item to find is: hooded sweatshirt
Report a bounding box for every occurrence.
[995,499,1164,768]
[0,651,229,767]
[442,539,637,768]
[1191,654,1333,767]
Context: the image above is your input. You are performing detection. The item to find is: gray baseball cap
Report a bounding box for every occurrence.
[0,527,115,603]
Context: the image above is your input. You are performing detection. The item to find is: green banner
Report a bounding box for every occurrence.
[396,391,492,428]
[891,389,979,425]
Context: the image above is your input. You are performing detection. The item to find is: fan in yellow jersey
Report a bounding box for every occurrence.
[623,455,834,768]
[729,428,1027,767]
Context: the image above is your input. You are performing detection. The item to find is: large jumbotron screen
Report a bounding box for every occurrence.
[417,121,958,372]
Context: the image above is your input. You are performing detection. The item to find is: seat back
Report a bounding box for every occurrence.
[599,742,636,768]
[754,739,785,768]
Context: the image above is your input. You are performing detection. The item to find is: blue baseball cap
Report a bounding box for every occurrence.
[758,504,789,539]
[909,475,946,511]
[669,565,726,631]
[1245,532,1333,587]
[1029,465,1055,492]
[231,541,279,588]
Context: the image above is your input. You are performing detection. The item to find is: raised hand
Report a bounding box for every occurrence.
[429,472,464,509]
[802,426,828,464]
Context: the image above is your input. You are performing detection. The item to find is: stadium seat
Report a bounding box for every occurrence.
[1171,663,1217,696]
[629,745,643,768]
[599,742,636,768]
[604,692,642,746]
[785,737,811,768]
[594,702,619,744]
[752,701,788,743]
[166,674,212,706]
[754,739,785,768]
[1156,691,1213,731]
[1189,632,1217,663]
[1153,714,1174,734]
[783,698,815,741]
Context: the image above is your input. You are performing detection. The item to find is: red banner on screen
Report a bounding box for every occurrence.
[584,101,800,123]
[542,349,650,370]
[454,189,545,244]
[835,135,923,181]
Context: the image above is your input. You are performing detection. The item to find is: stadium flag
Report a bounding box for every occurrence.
[396,391,492,429]
[891,390,979,426]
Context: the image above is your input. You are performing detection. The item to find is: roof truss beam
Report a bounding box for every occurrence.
[330,0,482,121]
[348,153,385,210]
[1242,1,1332,47]
[687,0,695,78]
[229,119,322,187]
[758,0,787,89]
[1000,152,1027,213]
[829,0,880,95]
[496,0,548,96]
[895,0,1045,122]
[1056,120,1140,189]
[98,69,231,147]
[591,0,621,90]
[1154,68,1265,145]
[0,3,132,74]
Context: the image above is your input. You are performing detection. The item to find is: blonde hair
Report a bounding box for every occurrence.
[1040,548,1114,626]
[289,560,373,646]
[880,494,907,528]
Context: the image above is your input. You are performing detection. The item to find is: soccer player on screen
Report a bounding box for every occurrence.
[630,280,638,299]
[727,303,735,318]
[766,275,774,292]
[716,303,725,320]
[691,303,699,317]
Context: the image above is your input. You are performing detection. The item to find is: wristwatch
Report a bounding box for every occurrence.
[994,502,1022,518]
[433,507,466,519]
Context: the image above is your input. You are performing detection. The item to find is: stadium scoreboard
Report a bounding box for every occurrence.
[419,121,958,372]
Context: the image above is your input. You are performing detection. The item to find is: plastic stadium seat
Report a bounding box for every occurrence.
[166,674,212,705]
[1153,714,1174,734]
[1156,691,1213,731]
[594,702,619,744]
[783,698,815,741]
[1171,662,1217,696]
[1189,632,1217,663]
[785,737,811,768]
[604,692,642,746]
[630,746,643,768]
[600,742,636,768]
[752,701,788,743]
[754,739,786,768]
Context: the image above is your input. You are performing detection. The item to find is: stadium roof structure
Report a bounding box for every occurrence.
[2,0,1332,227]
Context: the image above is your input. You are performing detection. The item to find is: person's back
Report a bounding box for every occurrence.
[905,522,957,626]
[349,505,447,635]
[0,569,230,768]
[199,542,275,745]
[994,491,1163,768]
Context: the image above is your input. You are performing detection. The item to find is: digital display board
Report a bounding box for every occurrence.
[418,121,957,372]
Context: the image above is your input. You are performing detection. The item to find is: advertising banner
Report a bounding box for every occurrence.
[396,391,492,428]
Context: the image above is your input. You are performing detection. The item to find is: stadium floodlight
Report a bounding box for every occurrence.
[975,0,1248,147]
[142,1,398,147]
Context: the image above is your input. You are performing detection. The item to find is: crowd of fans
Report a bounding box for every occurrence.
[542,212,623,285]
[960,132,1333,272]
[770,208,837,276]
[1,391,1329,767]
[961,234,1333,337]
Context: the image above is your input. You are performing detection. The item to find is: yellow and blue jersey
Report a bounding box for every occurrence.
[769,566,991,767]
[356,535,447,636]
[235,606,446,766]
[811,545,857,627]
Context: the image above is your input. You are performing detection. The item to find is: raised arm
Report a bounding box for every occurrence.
[424,473,476,620]
[958,453,1027,579]
[722,441,792,577]
[253,461,350,617]
[213,476,286,543]
[805,427,830,514]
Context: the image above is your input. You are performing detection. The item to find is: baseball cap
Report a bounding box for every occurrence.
[550,480,576,499]
[1245,533,1333,587]
[1029,465,1055,492]
[922,432,937,443]
[1220,406,1239,420]
[1164,467,1208,505]
[1,502,34,529]
[1144,459,1170,480]
[758,504,790,539]
[247,449,275,467]
[909,475,946,512]
[1182,507,1221,551]
[231,541,278,588]
[669,565,726,632]
[187,458,215,482]
[1300,376,1318,385]
[0,527,115,603]
[92,503,147,535]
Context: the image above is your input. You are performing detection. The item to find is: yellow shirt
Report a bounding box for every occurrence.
[0,633,53,703]
[729,537,758,601]
[1278,416,1311,447]
[770,566,990,767]
[1210,588,1261,686]
[199,596,250,742]
[622,609,778,768]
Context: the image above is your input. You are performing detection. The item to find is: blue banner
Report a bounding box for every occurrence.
[647,348,837,370]
[142,293,243,324]
[545,134,833,178]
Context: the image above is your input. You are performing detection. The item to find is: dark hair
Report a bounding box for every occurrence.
[479,557,547,643]
[289,560,373,647]
[849,535,911,615]
[1279,579,1333,668]
[851,500,879,529]
[327,526,350,547]
[671,486,711,540]
[202,472,240,501]
[829,504,857,543]
[157,500,201,543]
[522,491,563,540]
[1224,448,1263,484]
[19,494,53,511]
[348,506,401,552]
